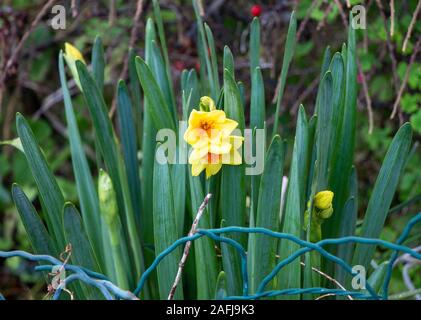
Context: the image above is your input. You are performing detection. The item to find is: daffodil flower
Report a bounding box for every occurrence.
[189,136,243,178]
[314,190,334,210]
[63,42,85,90]
[183,109,238,149]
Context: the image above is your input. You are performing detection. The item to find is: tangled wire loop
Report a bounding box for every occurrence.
[1,212,420,300]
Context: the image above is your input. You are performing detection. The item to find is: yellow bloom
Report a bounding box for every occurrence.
[64,42,86,63]
[183,109,238,149]
[314,190,334,210]
[63,42,85,90]
[190,136,243,178]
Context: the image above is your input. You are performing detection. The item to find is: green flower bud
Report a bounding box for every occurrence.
[98,169,119,244]
[199,96,216,112]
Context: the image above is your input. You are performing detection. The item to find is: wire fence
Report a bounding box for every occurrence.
[1,212,420,300]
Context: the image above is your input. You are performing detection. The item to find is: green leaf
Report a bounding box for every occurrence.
[150,41,177,122]
[63,203,103,299]
[249,136,284,294]
[325,18,356,239]
[92,36,105,90]
[128,48,143,146]
[16,113,66,249]
[135,56,176,131]
[278,108,308,299]
[205,23,220,94]
[215,271,228,299]
[314,71,333,190]
[59,52,105,271]
[12,183,57,256]
[188,173,218,299]
[220,69,246,296]
[77,61,145,287]
[249,17,261,74]
[249,67,265,221]
[272,11,296,136]
[223,46,234,77]
[117,80,142,231]
[152,0,175,107]
[193,0,216,98]
[153,146,183,299]
[352,123,412,270]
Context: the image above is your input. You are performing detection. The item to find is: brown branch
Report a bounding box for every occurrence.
[168,193,212,300]
[402,0,421,53]
[390,0,395,37]
[375,0,399,92]
[390,38,421,119]
[0,0,56,112]
[296,0,320,42]
[317,2,334,31]
[358,63,374,134]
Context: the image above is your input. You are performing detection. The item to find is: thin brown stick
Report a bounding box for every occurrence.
[109,0,144,117]
[299,262,353,300]
[402,0,421,53]
[317,2,334,31]
[296,0,320,42]
[168,193,212,300]
[0,0,56,112]
[333,0,348,27]
[357,63,374,134]
[375,0,399,92]
[291,75,319,114]
[390,0,395,37]
[390,38,421,119]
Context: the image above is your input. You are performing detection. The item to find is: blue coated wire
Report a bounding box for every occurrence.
[1,212,420,300]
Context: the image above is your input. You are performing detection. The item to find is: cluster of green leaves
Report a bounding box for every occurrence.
[4,1,415,300]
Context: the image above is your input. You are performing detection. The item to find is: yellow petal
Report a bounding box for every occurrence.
[205,163,222,178]
[314,190,334,210]
[188,109,208,127]
[213,118,238,136]
[209,139,232,154]
[188,146,209,163]
[64,42,85,64]
[192,163,205,176]
[221,148,242,165]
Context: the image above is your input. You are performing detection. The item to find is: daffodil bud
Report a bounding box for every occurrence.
[63,42,85,91]
[199,96,216,112]
[314,190,334,210]
[98,169,119,244]
[317,206,333,219]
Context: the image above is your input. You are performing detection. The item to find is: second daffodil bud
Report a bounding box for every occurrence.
[98,169,119,244]
[199,96,216,112]
[63,42,86,91]
[314,190,334,219]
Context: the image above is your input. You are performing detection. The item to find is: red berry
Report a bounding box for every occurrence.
[251,4,262,17]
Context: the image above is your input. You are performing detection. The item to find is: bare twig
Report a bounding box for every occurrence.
[168,193,212,300]
[402,0,421,53]
[291,75,319,114]
[296,0,320,42]
[390,38,421,119]
[317,2,334,31]
[0,0,56,112]
[299,262,353,300]
[108,0,117,26]
[109,0,144,117]
[375,0,399,92]
[333,0,348,27]
[357,63,374,134]
[390,0,395,37]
